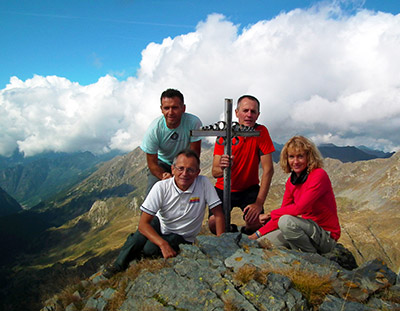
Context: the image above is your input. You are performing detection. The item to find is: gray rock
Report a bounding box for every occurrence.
[43,233,400,311]
[366,297,400,310]
[224,248,266,271]
[196,232,241,261]
[84,296,108,311]
[332,258,398,302]
[101,287,116,300]
[121,268,227,310]
[319,295,376,311]
[65,303,78,311]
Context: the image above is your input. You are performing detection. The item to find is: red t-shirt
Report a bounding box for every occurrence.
[214,124,275,192]
[258,168,341,241]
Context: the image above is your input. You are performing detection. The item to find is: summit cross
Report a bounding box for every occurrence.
[191,98,260,231]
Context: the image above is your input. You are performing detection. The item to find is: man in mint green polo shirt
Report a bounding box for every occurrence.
[141,88,202,194]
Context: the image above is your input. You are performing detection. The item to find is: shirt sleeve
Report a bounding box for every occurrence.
[258,218,279,236]
[213,137,224,156]
[140,181,164,215]
[202,177,222,209]
[258,125,275,155]
[189,115,203,143]
[140,118,160,155]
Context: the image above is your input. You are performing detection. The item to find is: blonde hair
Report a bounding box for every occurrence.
[280,136,324,174]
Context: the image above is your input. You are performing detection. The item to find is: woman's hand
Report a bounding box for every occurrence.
[259,213,271,225]
[248,233,258,240]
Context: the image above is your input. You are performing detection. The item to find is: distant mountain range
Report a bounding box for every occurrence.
[0,149,123,208]
[271,142,394,163]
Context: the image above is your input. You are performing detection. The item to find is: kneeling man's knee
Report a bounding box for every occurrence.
[278,215,297,232]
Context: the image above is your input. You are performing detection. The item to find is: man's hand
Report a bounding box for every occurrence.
[243,203,263,225]
[159,241,177,259]
[162,172,172,180]
[219,154,233,169]
[212,154,234,178]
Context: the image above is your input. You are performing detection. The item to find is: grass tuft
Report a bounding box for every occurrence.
[262,266,333,308]
[223,299,241,311]
[105,258,169,311]
[233,264,267,285]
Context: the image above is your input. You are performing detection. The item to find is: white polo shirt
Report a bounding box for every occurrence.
[140,175,221,242]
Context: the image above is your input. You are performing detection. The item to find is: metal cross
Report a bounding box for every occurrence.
[191,98,260,231]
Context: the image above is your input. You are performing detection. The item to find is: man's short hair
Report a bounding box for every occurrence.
[160,88,184,105]
[173,149,200,168]
[237,95,260,112]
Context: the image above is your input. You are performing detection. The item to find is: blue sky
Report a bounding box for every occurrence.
[2,0,398,88]
[1,0,400,156]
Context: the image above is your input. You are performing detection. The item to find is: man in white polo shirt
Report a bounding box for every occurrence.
[103,149,225,278]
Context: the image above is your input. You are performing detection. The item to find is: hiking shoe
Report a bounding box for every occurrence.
[102,264,122,279]
[229,223,238,232]
[240,226,254,235]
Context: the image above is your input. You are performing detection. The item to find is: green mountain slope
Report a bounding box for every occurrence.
[0,187,22,216]
[0,151,120,208]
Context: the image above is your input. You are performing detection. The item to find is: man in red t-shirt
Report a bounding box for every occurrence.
[209,95,275,234]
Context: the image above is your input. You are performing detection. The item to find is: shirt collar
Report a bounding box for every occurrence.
[172,176,197,194]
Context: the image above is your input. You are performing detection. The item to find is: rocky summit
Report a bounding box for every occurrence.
[41,233,400,311]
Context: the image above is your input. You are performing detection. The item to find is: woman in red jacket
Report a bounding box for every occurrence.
[249,136,340,254]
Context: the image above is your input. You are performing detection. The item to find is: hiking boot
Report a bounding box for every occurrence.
[102,264,123,279]
[229,223,238,232]
[240,226,254,235]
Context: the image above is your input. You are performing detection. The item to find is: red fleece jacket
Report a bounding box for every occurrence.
[258,168,341,240]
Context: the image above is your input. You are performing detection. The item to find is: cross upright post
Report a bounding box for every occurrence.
[191,98,260,231]
[223,99,232,230]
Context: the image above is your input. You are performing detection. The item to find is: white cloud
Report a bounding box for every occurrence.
[1,3,400,157]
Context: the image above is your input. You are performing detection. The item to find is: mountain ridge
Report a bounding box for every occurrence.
[0,186,22,217]
[0,143,393,210]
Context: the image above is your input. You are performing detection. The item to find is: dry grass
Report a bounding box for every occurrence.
[58,283,85,310]
[262,266,333,308]
[378,287,400,304]
[53,257,169,311]
[105,258,169,311]
[105,279,128,311]
[223,299,241,311]
[125,258,169,280]
[233,264,267,285]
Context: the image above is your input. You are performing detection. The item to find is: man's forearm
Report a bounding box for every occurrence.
[212,206,226,236]
[138,221,166,248]
[189,140,201,157]
[149,164,168,180]
[146,153,170,180]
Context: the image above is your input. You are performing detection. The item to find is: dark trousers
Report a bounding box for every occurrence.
[114,217,189,270]
[212,184,263,218]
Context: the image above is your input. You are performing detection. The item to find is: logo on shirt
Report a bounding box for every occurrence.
[189,197,200,203]
[170,132,179,140]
